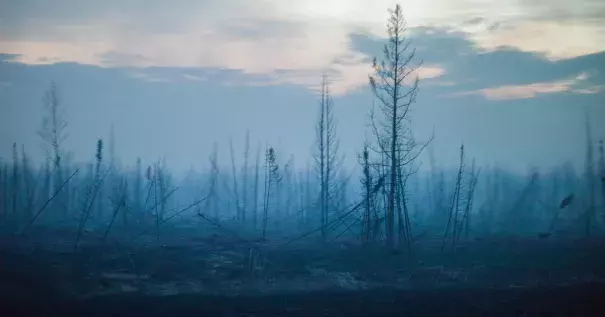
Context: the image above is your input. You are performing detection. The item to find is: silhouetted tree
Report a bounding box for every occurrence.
[314,75,340,240]
[262,147,280,239]
[359,142,373,245]
[229,138,242,221]
[134,157,142,217]
[21,145,34,222]
[599,140,605,222]
[583,114,595,236]
[369,4,424,249]
[242,130,250,223]
[95,138,104,218]
[38,82,68,217]
[11,143,19,221]
[253,143,261,230]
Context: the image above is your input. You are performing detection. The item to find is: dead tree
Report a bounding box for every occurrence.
[461,160,480,240]
[396,139,417,251]
[21,145,35,222]
[242,130,250,223]
[11,143,19,222]
[359,143,373,245]
[134,158,142,218]
[314,75,340,240]
[95,138,104,219]
[38,82,68,217]
[583,114,595,237]
[229,138,242,220]
[253,143,261,230]
[205,143,220,220]
[442,144,465,251]
[599,140,605,222]
[283,155,295,218]
[369,4,424,249]
[262,147,280,239]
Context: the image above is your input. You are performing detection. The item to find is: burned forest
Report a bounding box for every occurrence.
[1,3,605,317]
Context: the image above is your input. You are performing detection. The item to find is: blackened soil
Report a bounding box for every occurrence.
[2,283,604,317]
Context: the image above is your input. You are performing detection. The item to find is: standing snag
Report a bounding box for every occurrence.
[369,4,425,249]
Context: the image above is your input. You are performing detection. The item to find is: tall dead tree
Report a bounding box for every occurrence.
[229,138,242,220]
[206,143,220,220]
[369,4,423,249]
[262,147,280,239]
[599,140,605,223]
[38,82,68,217]
[242,130,250,223]
[21,145,34,222]
[359,142,373,245]
[253,143,261,230]
[314,75,340,240]
[11,143,19,221]
[134,158,142,217]
[583,114,595,237]
[442,144,465,251]
[95,139,104,219]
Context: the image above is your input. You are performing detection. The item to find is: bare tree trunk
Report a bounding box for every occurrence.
[253,143,260,230]
[21,145,34,223]
[206,144,219,220]
[442,144,464,251]
[584,114,595,237]
[242,130,250,223]
[135,158,142,218]
[318,77,326,239]
[599,140,605,224]
[229,138,242,220]
[12,143,19,223]
[95,139,104,220]
[369,5,424,249]
[361,144,372,244]
[262,147,270,239]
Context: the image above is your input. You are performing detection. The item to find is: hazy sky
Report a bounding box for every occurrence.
[1,0,604,176]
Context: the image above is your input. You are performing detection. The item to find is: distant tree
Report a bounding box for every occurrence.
[314,75,340,240]
[95,138,104,218]
[242,130,251,223]
[599,140,605,223]
[38,82,68,217]
[229,137,242,221]
[134,158,142,216]
[369,4,426,249]
[205,143,220,220]
[11,143,19,221]
[583,114,595,236]
[253,143,261,230]
[262,147,280,239]
[359,142,373,245]
[21,145,34,222]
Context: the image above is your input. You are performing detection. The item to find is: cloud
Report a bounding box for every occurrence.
[1,0,603,95]
[447,72,601,100]
[468,21,605,60]
[130,72,172,83]
[182,74,206,82]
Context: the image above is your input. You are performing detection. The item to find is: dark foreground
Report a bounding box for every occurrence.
[1,283,604,317]
[2,227,605,316]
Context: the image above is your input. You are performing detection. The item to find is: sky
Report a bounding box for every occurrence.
[1,0,604,177]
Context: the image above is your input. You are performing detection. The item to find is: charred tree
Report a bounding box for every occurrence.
[369,4,424,249]
[38,82,68,218]
[314,75,340,240]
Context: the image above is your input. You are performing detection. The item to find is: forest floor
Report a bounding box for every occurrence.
[1,225,605,316]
